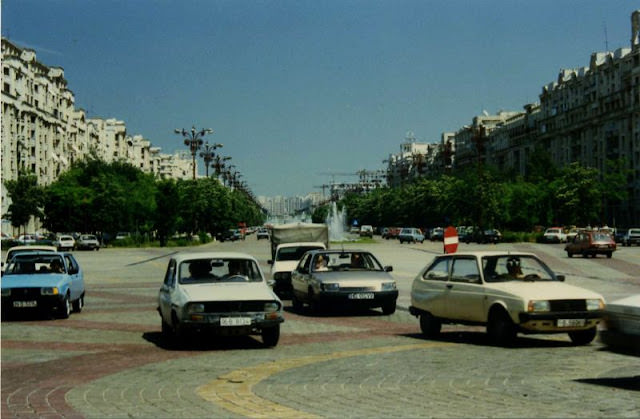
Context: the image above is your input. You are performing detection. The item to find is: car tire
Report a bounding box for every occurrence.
[606,252,612,258]
[161,319,171,337]
[308,289,321,313]
[72,293,84,313]
[382,300,396,315]
[487,309,516,346]
[568,328,597,345]
[419,312,441,338]
[262,325,280,347]
[58,294,71,319]
[566,251,573,258]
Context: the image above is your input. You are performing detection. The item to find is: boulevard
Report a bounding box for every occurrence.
[2,238,639,418]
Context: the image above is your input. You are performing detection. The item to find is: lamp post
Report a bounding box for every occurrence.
[199,141,224,177]
[213,155,232,179]
[174,126,213,180]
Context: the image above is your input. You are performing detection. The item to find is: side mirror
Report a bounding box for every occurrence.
[556,275,565,282]
[384,266,393,272]
[266,279,275,288]
[267,260,273,265]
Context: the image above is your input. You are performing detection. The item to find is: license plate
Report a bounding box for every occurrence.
[13,301,37,308]
[557,319,585,327]
[348,292,374,300]
[220,317,251,326]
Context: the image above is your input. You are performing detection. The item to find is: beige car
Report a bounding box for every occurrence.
[410,251,605,346]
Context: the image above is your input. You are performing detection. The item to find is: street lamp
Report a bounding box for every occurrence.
[199,141,224,177]
[174,126,213,180]
[213,155,232,179]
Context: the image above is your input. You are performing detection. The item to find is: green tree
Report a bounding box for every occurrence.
[4,172,45,235]
[551,162,602,226]
[154,179,179,246]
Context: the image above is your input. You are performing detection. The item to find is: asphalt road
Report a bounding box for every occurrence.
[2,237,639,418]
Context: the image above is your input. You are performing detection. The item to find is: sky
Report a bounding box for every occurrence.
[1,0,636,197]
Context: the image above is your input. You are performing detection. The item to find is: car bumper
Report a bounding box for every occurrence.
[315,290,398,307]
[180,312,284,334]
[518,310,603,332]
[2,294,66,313]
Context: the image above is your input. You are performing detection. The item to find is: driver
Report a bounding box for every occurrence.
[225,259,248,279]
[506,257,523,278]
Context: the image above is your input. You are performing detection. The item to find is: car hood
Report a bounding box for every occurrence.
[181,282,279,302]
[315,270,394,284]
[606,294,640,316]
[486,281,604,301]
[1,273,68,288]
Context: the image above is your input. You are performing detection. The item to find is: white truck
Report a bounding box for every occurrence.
[268,223,329,298]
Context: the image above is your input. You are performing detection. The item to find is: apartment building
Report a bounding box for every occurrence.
[1,37,192,234]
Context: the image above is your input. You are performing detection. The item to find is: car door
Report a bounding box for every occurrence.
[291,253,313,300]
[413,256,452,317]
[444,256,486,322]
[158,259,177,322]
[64,254,84,300]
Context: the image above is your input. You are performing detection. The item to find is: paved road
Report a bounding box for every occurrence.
[2,238,639,418]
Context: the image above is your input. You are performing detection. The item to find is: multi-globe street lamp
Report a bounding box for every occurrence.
[174,126,214,180]
[199,141,224,177]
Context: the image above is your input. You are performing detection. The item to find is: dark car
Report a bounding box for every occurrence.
[623,228,640,246]
[215,230,236,242]
[565,230,616,258]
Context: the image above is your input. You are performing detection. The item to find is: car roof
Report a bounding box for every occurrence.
[434,251,538,258]
[171,251,259,263]
[7,245,57,253]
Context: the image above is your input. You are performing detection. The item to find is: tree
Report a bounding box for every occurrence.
[154,179,179,246]
[4,172,45,235]
[551,162,602,226]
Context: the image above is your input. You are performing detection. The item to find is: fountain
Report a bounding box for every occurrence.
[325,201,349,242]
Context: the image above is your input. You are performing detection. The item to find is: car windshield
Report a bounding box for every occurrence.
[482,255,555,282]
[593,233,611,241]
[312,251,384,272]
[178,258,263,284]
[276,246,323,261]
[4,254,66,275]
[81,235,96,240]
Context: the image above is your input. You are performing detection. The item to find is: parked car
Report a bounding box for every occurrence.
[290,249,398,314]
[622,228,640,246]
[256,228,270,240]
[157,252,284,347]
[600,294,640,356]
[1,251,85,319]
[543,227,567,243]
[76,234,100,251]
[215,229,236,242]
[409,251,605,346]
[398,228,425,244]
[565,230,616,258]
[16,234,37,245]
[430,227,444,241]
[55,235,75,251]
[359,225,374,238]
[115,232,130,240]
[382,227,401,240]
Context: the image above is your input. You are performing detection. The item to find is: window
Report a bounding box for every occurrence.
[163,260,176,287]
[423,257,450,281]
[451,257,480,283]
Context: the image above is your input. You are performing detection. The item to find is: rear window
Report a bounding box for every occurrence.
[276,246,324,261]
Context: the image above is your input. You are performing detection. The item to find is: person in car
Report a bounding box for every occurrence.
[186,260,215,281]
[50,259,64,273]
[314,255,328,271]
[506,257,523,278]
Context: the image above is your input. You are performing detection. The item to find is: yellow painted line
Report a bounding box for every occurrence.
[197,341,451,418]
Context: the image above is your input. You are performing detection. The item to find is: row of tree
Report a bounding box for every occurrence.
[313,157,630,232]
[4,159,265,246]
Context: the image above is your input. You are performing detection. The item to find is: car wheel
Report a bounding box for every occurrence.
[487,309,516,346]
[382,300,396,315]
[291,292,303,311]
[58,294,71,319]
[262,325,280,347]
[419,312,441,338]
[308,289,321,313]
[606,252,612,258]
[161,318,171,337]
[568,328,597,345]
[566,251,573,258]
[72,293,84,313]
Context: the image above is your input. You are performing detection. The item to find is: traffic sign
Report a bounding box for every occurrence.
[444,226,458,254]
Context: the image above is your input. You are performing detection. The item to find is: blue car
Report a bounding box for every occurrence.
[1,251,85,319]
[398,228,425,244]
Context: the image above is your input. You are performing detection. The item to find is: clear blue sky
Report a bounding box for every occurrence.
[2,0,635,197]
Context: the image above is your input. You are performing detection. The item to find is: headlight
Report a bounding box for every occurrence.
[527,300,550,312]
[586,299,605,311]
[187,303,205,314]
[264,302,280,312]
[41,287,59,296]
[321,283,339,291]
[1,288,10,297]
[381,282,397,291]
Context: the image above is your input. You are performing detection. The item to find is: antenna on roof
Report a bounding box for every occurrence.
[603,20,609,51]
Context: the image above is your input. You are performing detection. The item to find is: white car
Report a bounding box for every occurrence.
[157,252,284,347]
[410,251,605,346]
[543,227,566,243]
[268,242,326,298]
[55,235,76,251]
[600,294,640,356]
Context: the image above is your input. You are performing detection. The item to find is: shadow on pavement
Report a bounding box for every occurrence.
[143,331,270,351]
[575,376,640,391]
[401,330,580,349]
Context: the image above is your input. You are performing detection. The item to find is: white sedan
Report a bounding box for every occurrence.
[410,251,605,346]
[157,252,284,347]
